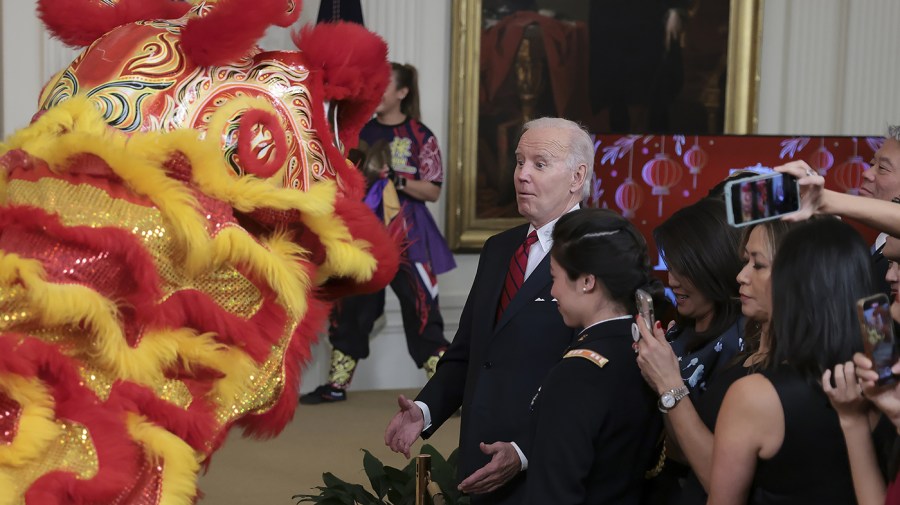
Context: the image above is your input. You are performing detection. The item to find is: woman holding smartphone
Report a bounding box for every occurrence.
[635,198,743,501]
[707,217,866,504]
[819,234,900,505]
[517,208,665,505]
[637,215,799,504]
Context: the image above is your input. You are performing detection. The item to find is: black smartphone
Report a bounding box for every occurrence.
[856,293,899,385]
[724,171,800,227]
[635,289,655,337]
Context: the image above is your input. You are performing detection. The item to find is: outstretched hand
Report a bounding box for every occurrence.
[775,160,826,221]
[384,394,424,458]
[457,442,521,495]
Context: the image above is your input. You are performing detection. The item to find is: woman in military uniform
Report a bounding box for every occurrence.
[519,208,665,505]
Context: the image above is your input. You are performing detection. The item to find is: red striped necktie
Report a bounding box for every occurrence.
[497,230,539,322]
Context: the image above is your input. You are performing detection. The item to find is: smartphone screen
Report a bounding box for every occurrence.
[856,293,899,385]
[725,172,800,227]
[635,289,655,333]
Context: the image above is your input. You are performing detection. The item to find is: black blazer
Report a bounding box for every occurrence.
[521,317,662,505]
[417,223,576,502]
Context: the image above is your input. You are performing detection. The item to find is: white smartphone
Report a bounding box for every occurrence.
[724,172,800,227]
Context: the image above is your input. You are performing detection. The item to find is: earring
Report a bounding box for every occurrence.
[582,287,587,292]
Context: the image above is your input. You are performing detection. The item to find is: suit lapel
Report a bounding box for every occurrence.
[493,253,552,333]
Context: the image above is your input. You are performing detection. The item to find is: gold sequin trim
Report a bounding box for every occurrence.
[7,178,263,318]
[2,420,99,501]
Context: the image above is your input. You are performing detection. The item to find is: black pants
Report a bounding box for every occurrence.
[329,261,448,367]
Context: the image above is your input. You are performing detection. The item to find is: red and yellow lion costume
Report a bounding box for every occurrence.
[0,1,398,503]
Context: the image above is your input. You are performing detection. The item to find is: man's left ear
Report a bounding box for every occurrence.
[571,164,587,193]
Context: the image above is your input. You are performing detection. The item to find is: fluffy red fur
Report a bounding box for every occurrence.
[37,0,191,47]
[181,0,300,67]
[108,382,217,452]
[319,198,401,300]
[0,205,163,333]
[153,285,288,363]
[0,336,141,504]
[236,293,329,438]
[293,22,391,150]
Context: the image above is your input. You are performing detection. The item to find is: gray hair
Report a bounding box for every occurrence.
[888,125,900,141]
[522,117,593,200]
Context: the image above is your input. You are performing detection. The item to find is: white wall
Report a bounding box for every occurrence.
[757,0,900,135]
[2,0,900,391]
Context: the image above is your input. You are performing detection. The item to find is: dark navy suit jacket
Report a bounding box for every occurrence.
[417,223,576,504]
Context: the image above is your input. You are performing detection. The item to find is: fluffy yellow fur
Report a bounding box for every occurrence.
[4,97,380,286]
[167,330,257,406]
[1,251,267,413]
[0,375,59,467]
[0,472,15,505]
[3,98,212,274]
[157,120,338,218]
[126,413,200,505]
[0,164,7,205]
[210,227,311,318]
[301,212,377,283]
[3,98,107,153]
[0,252,191,385]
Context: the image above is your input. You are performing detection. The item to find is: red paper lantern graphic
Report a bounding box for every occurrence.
[641,153,683,216]
[834,155,868,195]
[808,145,834,176]
[682,144,708,189]
[615,178,644,218]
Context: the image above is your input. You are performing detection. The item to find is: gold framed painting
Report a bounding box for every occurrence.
[445,0,763,250]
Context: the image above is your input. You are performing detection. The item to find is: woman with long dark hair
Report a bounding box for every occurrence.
[649,198,744,393]
[635,198,744,502]
[708,217,867,504]
[635,217,800,504]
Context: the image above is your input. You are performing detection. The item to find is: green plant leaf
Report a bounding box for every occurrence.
[295,446,466,505]
[362,449,390,499]
[321,472,350,489]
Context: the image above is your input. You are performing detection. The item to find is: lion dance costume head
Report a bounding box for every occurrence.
[0,0,399,503]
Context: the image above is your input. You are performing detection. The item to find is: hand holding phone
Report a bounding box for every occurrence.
[635,289,655,341]
[724,171,801,227]
[856,293,899,385]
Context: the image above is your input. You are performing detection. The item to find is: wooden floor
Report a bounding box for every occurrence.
[197,389,461,504]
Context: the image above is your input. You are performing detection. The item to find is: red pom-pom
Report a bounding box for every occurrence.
[37,0,191,47]
[292,22,391,149]
[181,0,300,67]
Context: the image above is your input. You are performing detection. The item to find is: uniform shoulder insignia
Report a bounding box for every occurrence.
[563,349,609,368]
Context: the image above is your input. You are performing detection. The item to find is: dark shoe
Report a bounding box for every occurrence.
[299,384,347,405]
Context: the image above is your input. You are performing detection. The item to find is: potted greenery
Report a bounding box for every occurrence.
[293,445,469,505]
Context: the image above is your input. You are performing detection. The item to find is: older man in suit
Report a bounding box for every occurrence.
[384,117,592,504]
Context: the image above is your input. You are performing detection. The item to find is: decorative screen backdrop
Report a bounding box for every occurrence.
[588,134,883,265]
